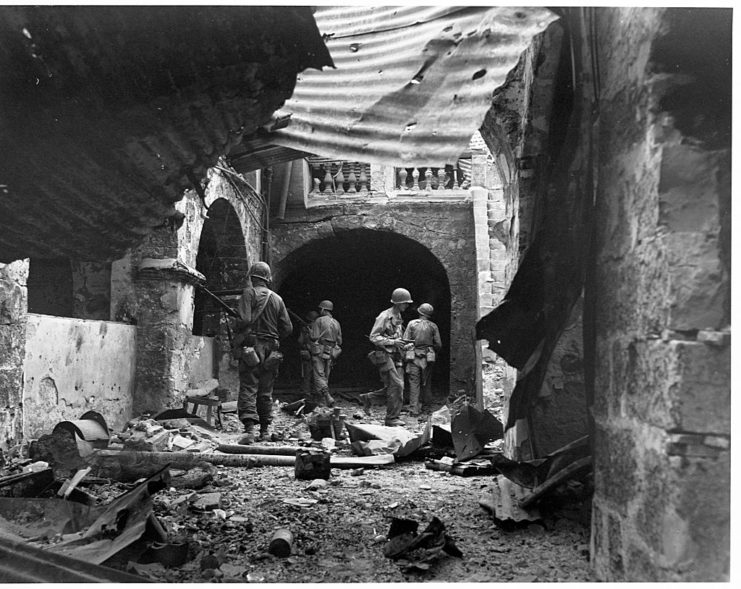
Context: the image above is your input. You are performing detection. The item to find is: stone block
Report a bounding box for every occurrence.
[624,339,730,434]
[593,424,637,510]
[662,232,726,331]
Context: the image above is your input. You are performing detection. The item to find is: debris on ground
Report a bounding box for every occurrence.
[383,516,463,573]
[0,399,594,582]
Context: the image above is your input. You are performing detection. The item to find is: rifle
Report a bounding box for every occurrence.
[197,284,306,329]
[197,285,240,318]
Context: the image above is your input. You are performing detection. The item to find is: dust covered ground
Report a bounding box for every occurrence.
[95,387,594,583]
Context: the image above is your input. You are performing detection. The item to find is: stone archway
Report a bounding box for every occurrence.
[193,198,250,336]
[271,221,478,398]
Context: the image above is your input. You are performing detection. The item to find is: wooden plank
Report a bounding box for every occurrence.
[518,456,592,509]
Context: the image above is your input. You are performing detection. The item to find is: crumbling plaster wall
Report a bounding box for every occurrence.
[480,21,587,459]
[22,314,136,437]
[589,7,730,581]
[126,166,263,415]
[0,259,28,452]
[270,200,479,396]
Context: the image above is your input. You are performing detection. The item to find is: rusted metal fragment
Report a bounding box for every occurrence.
[0,534,148,582]
[0,497,101,540]
[47,466,169,564]
[450,402,503,461]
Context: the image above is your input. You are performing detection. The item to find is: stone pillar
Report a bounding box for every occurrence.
[0,259,29,452]
[132,257,205,416]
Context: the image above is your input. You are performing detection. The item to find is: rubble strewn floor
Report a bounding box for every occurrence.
[95,396,592,582]
[1,390,593,582]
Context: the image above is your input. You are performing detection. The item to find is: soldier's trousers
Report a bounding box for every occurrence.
[300,357,313,397]
[311,355,333,402]
[368,363,403,421]
[238,340,278,427]
[406,362,432,411]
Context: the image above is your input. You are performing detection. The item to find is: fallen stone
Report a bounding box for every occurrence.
[192,492,222,511]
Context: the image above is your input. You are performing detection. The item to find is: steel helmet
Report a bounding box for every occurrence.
[418,303,434,317]
[249,261,272,282]
[390,288,413,304]
[305,310,319,322]
[318,300,334,311]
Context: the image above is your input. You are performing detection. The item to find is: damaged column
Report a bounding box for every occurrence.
[0,260,29,454]
[133,255,206,416]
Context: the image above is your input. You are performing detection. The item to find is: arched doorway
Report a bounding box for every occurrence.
[275,228,451,395]
[193,198,249,336]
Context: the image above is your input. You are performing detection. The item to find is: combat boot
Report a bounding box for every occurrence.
[384,417,406,427]
[359,393,371,415]
[239,420,255,445]
[324,391,335,407]
[258,424,270,442]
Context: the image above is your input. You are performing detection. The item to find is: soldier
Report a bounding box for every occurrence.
[403,303,442,415]
[298,310,319,400]
[234,261,293,443]
[360,287,412,427]
[309,300,342,407]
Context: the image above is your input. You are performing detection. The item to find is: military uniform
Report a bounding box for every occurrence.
[368,306,405,424]
[236,283,292,435]
[403,313,442,414]
[297,313,317,399]
[309,310,342,406]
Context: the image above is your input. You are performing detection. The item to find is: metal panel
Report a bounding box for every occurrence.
[271,6,557,166]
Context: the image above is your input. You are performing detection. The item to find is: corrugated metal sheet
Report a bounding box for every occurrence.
[271,6,557,166]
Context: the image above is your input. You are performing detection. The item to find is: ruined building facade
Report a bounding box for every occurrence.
[0,6,730,582]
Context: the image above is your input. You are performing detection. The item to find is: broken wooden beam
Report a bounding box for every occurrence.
[518,455,592,509]
[217,444,300,455]
[87,449,394,480]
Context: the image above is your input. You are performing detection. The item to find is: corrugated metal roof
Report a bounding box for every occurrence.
[0,6,331,263]
[271,5,557,166]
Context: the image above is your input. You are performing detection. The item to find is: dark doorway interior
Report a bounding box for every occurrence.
[27,258,74,316]
[275,228,451,395]
[193,198,249,336]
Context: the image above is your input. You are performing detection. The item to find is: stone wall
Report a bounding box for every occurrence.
[589,7,730,581]
[0,260,28,453]
[22,314,136,437]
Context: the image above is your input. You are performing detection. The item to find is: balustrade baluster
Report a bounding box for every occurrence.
[335,169,345,195]
[347,169,357,193]
[412,168,420,190]
[313,177,321,194]
[437,168,447,190]
[359,166,368,194]
[323,166,333,194]
[398,169,408,190]
[453,170,460,190]
[424,168,433,190]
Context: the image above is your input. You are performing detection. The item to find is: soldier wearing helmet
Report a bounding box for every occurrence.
[297,310,319,400]
[235,261,293,443]
[403,303,442,415]
[361,287,413,427]
[309,299,342,407]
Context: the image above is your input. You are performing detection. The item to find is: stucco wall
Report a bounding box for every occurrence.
[589,7,730,581]
[0,259,28,452]
[22,313,136,437]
